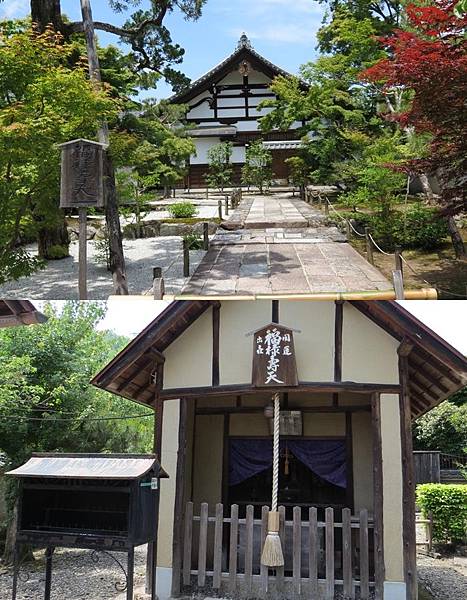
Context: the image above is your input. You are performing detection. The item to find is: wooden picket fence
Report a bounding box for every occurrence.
[181,502,375,599]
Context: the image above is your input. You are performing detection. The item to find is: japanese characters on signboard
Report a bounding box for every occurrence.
[252,324,299,387]
[59,139,105,208]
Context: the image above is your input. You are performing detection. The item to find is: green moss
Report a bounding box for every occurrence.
[45,245,70,260]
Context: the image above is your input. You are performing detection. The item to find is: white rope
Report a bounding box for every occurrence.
[324,197,366,237]
[272,392,280,512]
[368,233,394,256]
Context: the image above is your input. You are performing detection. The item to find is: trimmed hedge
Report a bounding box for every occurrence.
[416,484,467,545]
[168,202,198,219]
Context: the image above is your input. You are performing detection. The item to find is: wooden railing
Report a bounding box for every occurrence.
[181,502,375,599]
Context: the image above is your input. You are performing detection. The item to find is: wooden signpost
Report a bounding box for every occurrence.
[59,138,106,300]
[252,324,299,388]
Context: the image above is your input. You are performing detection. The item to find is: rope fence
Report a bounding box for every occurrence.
[307,191,467,300]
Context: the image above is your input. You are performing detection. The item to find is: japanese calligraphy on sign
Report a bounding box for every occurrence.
[252,324,298,388]
[59,139,105,208]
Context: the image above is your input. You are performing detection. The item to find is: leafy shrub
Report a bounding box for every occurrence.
[183,233,203,251]
[416,484,467,545]
[337,205,447,251]
[168,202,198,219]
[45,245,70,260]
[413,401,467,456]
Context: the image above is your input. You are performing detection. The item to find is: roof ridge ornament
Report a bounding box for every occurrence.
[238,32,252,49]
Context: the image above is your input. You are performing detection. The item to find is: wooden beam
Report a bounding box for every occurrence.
[345,412,354,511]
[371,393,385,600]
[272,300,279,324]
[212,304,220,387]
[334,301,343,382]
[409,366,450,394]
[410,379,438,400]
[222,414,230,505]
[171,399,188,597]
[195,405,371,415]
[160,381,400,400]
[399,355,417,599]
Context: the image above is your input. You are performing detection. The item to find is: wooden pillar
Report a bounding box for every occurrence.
[148,381,164,600]
[171,399,189,597]
[371,393,385,600]
[127,547,135,600]
[44,547,54,600]
[212,304,220,386]
[11,543,19,600]
[345,412,354,511]
[398,342,417,600]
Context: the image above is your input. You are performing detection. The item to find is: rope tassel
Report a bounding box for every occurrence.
[261,392,284,567]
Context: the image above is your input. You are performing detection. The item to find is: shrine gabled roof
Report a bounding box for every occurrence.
[170,33,306,104]
[0,300,47,328]
[91,300,467,421]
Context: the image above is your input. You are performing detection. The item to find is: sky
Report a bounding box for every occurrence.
[92,299,467,356]
[0,0,324,99]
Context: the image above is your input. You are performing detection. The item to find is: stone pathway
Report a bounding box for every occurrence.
[181,193,391,297]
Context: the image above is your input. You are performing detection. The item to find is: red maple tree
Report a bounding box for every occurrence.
[361,1,467,218]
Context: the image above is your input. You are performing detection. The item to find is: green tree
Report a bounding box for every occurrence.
[413,399,467,457]
[207,142,234,191]
[0,27,118,283]
[242,141,273,194]
[285,156,309,198]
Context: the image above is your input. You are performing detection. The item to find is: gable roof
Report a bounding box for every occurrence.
[170,34,304,105]
[91,301,467,420]
[0,300,47,328]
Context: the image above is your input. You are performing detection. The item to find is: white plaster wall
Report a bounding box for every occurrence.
[162,301,400,392]
[157,398,180,568]
[280,301,335,381]
[191,138,220,165]
[341,304,399,384]
[380,394,404,584]
[163,308,213,389]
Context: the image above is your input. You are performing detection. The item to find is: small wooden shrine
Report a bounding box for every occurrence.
[92,300,467,600]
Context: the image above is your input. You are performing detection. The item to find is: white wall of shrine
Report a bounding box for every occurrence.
[191,138,247,165]
[161,301,399,392]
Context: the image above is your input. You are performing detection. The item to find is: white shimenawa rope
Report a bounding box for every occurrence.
[272,392,280,512]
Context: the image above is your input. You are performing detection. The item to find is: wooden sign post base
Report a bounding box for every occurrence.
[78,207,88,300]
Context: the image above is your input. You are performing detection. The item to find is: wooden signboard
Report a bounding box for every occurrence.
[59,139,105,208]
[252,324,299,387]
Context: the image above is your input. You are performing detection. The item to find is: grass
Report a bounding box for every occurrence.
[160,218,222,225]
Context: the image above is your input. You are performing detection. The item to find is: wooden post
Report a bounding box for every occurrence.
[393,270,405,300]
[183,239,190,278]
[127,547,135,600]
[395,246,403,275]
[324,200,329,217]
[171,399,188,597]
[365,228,374,266]
[44,547,54,600]
[206,186,209,200]
[78,208,88,300]
[11,544,19,600]
[153,267,165,300]
[398,346,417,599]
[147,395,164,599]
[225,195,229,216]
[346,220,352,240]
[80,0,128,295]
[218,199,223,220]
[371,394,385,600]
[203,222,209,251]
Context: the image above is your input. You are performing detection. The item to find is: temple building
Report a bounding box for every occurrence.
[170,34,306,188]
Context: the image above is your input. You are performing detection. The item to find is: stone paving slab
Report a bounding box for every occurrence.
[182,241,392,296]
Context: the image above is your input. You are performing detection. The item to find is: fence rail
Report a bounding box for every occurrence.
[181,502,375,599]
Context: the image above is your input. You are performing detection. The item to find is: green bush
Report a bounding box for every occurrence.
[168,202,198,219]
[183,233,203,251]
[416,484,467,545]
[337,205,447,251]
[45,244,70,260]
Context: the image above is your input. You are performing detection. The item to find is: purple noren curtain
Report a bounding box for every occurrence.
[229,439,347,489]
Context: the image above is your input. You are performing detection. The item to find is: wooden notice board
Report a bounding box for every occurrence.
[60,139,105,208]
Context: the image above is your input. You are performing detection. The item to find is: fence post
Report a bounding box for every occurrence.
[346,220,352,240]
[183,239,190,278]
[225,195,229,216]
[152,267,165,300]
[218,199,223,220]
[324,200,329,217]
[428,512,433,553]
[365,227,374,266]
[203,222,209,251]
[395,245,403,274]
